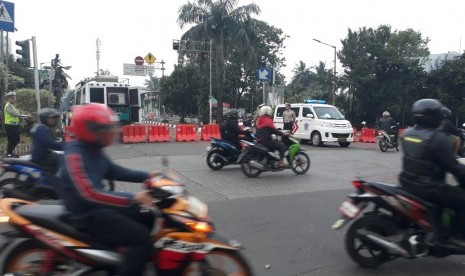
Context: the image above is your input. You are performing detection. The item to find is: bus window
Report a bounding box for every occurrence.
[90,88,105,103]
[129,89,139,105]
[76,91,81,105]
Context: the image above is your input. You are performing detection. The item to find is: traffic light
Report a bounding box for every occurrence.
[15,40,31,67]
[173,40,180,50]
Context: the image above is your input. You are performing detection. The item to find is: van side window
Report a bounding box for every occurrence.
[303,107,313,117]
[291,107,300,117]
[276,107,286,117]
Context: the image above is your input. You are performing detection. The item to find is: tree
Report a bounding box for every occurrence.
[338,25,429,125]
[178,0,260,122]
[160,64,209,123]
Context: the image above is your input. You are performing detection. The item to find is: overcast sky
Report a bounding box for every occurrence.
[9,0,465,88]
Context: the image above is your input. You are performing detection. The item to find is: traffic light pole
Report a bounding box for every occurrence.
[32,36,41,119]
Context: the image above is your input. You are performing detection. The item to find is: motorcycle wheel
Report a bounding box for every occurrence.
[240,153,262,178]
[1,239,74,275]
[182,249,253,276]
[206,149,226,170]
[290,152,310,175]
[345,215,397,268]
[378,140,388,152]
[0,177,26,198]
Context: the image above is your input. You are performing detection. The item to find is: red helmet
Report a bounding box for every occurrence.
[71,103,120,147]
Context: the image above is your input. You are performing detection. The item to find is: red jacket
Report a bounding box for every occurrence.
[256,115,282,141]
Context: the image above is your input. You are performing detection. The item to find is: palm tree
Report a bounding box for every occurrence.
[178,0,260,123]
[291,61,314,88]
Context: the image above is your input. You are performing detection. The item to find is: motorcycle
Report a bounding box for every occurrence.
[0,157,61,201]
[204,128,255,170]
[376,124,399,152]
[0,160,253,275]
[332,179,465,268]
[239,133,310,178]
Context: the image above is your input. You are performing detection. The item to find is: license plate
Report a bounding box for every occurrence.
[338,137,347,142]
[339,201,360,218]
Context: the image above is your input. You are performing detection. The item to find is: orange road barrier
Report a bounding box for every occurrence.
[64,126,74,142]
[122,125,147,143]
[147,125,170,142]
[201,124,221,141]
[353,127,358,142]
[176,124,198,142]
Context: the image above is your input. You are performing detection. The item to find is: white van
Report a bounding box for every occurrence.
[273,100,354,147]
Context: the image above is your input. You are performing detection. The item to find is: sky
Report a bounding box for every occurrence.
[8,0,465,88]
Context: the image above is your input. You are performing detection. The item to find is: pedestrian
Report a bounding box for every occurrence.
[4,91,28,158]
[282,103,296,131]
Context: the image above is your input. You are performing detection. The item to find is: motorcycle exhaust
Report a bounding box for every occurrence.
[249,161,265,170]
[358,229,409,257]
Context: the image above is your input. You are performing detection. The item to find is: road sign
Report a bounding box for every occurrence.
[144,53,156,65]
[134,56,144,66]
[256,67,272,83]
[124,63,155,76]
[0,1,14,32]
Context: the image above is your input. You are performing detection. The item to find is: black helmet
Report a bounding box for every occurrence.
[411,99,447,128]
[39,108,60,125]
[227,109,239,119]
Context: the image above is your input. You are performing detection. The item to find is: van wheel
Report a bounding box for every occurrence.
[311,132,323,147]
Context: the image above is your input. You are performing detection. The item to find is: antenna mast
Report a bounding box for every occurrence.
[96,38,101,76]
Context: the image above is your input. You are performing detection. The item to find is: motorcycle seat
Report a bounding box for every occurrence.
[15,204,107,248]
[368,180,440,211]
[3,158,46,170]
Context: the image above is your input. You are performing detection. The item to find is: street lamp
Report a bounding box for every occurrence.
[313,38,336,105]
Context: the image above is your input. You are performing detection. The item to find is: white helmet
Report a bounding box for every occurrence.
[258,105,272,117]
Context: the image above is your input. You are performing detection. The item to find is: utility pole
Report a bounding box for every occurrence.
[32,36,41,119]
[312,38,337,105]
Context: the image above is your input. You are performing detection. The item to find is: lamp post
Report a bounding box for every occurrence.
[313,38,336,105]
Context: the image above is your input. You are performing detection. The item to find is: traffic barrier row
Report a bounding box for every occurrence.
[201,124,221,141]
[359,128,376,143]
[122,125,147,143]
[147,125,170,142]
[176,124,198,142]
[354,128,407,143]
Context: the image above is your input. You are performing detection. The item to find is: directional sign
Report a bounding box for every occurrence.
[256,67,272,83]
[144,53,156,65]
[134,56,144,66]
[123,64,156,76]
[0,1,14,32]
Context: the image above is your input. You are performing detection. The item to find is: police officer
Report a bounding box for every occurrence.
[400,99,465,244]
[4,92,28,158]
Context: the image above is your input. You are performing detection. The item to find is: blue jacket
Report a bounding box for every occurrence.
[60,141,150,221]
[30,124,65,162]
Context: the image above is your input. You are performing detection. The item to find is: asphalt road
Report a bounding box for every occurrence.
[3,141,465,275]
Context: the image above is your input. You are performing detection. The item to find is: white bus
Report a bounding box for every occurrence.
[74,76,142,124]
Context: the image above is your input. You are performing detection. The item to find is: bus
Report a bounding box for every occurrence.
[74,75,142,124]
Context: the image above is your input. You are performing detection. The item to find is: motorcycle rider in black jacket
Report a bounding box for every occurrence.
[399,99,465,245]
[220,109,243,150]
[378,111,398,144]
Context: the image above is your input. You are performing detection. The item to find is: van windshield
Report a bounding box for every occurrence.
[314,106,345,120]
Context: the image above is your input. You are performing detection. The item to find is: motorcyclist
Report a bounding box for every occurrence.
[399,99,465,245]
[439,108,464,157]
[256,105,288,168]
[59,103,158,276]
[30,108,65,173]
[378,111,398,144]
[220,109,244,150]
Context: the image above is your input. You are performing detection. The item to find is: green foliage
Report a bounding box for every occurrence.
[160,64,209,122]
[15,88,56,117]
[178,0,261,122]
[338,25,429,126]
